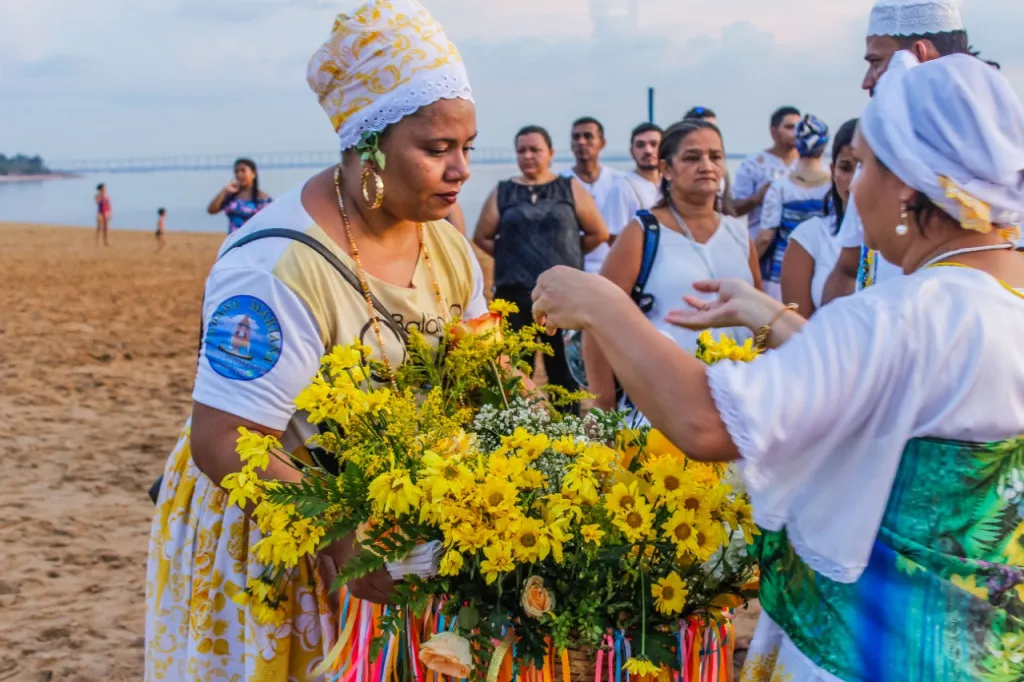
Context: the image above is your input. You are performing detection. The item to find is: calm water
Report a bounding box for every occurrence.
[0,160,742,237]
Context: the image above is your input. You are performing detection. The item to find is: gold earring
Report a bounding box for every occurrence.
[362,165,384,209]
[895,202,909,236]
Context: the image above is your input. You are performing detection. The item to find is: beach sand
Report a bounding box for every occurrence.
[0,222,756,681]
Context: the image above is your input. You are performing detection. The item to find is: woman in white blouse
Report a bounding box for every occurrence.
[532,53,1024,681]
[582,119,760,412]
[780,118,858,315]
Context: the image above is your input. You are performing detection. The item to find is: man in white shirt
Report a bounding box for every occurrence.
[731,107,801,240]
[822,0,973,303]
[561,117,623,273]
[602,123,663,238]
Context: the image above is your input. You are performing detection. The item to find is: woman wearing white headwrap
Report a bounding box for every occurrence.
[530,52,1024,681]
[144,2,487,679]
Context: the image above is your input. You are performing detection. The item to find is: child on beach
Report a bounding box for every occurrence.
[156,208,166,252]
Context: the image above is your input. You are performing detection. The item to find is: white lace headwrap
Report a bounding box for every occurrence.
[861,52,1024,237]
[307,0,474,152]
[867,0,963,38]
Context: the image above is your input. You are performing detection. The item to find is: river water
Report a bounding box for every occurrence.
[0,160,742,237]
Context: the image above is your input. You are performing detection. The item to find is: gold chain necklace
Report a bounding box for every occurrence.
[332,166,450,383]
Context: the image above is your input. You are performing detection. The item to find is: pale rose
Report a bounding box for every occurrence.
[420,632,473,678]
[450,312,503,347]
[521,575,554,619]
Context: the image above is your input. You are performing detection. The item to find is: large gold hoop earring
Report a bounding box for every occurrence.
[362,165,384,209]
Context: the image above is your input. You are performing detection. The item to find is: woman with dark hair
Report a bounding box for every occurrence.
[473,124,607,393]
[206,157,272,233]
[781,118,858,315]
[581,119,760,413]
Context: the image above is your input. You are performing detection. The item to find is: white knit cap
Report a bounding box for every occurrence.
[867,0,963,38]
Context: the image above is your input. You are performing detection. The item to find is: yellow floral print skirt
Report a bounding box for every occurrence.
[145,422,335,681]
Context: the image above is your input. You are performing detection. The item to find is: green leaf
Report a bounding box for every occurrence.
[374,150,387,170]
[458,604,480,630]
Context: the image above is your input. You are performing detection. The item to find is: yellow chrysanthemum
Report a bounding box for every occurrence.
[544,494,584,524]
[480,542,515,584]
[479,478,518,515]
[723,497,760,544]
[607,482,641,515]
[651,572,688,615]
[691,520,725,562]
[612,497,655,543]
[644,454,685,503]
[512,517,551,563]
[580,524,605,545]
[222,469,262,509]
[419,451,475,501]
[368,469,423,517]
[551,436,582,457]
[450,521,490,552]
[518,469,547,490]
[488,299,520,317]
[439,550,464,576]
[236,427,280,471]
[488,451,527,480]
[623,658,661,678]
[562,465,600,505]
[662,508,701,556]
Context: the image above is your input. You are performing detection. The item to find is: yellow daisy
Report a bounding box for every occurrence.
[612,497,655,543]
[481,542,515,584]
[644,454,685,503]
[580,524,606,545]
[479,478,518,515]
[623,658,661,678]
[607,482,641,515]
[651,572,688,615]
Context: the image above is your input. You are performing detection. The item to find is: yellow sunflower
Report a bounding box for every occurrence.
[607,481,641,515]
[612,497,655,543]
[512,517,551,563]
[644,454,686,503]
[479,478,518,515]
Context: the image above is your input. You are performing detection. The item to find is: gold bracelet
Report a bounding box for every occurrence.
[754,303,799,350]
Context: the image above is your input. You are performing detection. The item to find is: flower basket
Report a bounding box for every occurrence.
[551,647,596,682]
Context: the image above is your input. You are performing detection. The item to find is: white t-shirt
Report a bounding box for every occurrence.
[841,194,902,285]
[789,215,842,310]
[643,214,755,354]
[708,267,1024,678]
[732,151,796,237]
[602,171,660,239]
[561,165,626,273]
[193,186,487,448]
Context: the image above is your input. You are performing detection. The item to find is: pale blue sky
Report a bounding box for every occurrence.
[1,0,1020,163]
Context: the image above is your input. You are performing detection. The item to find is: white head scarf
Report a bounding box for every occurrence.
[867,0,963,38]
[861,52,1024,235]
[307,0,474,152]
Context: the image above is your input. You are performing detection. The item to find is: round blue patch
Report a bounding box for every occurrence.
[204,295,283,381]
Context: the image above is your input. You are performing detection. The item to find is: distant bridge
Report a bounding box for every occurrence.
[51,149,745,174]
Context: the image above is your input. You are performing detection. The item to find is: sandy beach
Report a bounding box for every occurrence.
[0,222,756,681]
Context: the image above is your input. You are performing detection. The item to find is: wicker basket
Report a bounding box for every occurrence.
[551,647,596,682]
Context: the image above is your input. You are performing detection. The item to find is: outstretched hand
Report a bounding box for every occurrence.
[531,266,623,333]
[664,279,780,331]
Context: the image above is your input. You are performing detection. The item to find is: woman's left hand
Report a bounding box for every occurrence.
[531,266,622,333]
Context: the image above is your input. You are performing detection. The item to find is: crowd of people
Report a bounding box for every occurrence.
[142,0,1024,680]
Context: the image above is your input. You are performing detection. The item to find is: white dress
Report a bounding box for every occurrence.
[788,215,842,310]
[705,266,1024,681]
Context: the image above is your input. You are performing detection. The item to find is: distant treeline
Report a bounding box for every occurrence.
[0,154,50,175]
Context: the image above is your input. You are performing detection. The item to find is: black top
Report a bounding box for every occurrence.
[493,176,584,288]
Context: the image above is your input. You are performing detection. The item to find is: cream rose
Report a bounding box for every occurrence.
[420,632,473,678]
[521,575,554,619]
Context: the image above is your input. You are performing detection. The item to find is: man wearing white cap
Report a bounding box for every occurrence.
[822,0,973,303]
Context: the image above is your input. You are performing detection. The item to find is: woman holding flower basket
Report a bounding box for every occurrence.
[144,1,489,679]
[533,53,1024,681]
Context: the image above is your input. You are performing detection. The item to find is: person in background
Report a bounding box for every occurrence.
[757,114,832,300]
[446,202,467,235]
[601,123,663,235]
[155,208,167,252]
[561,116,621,273]
[582,120,760,414]
[781,118,857,315]
[474,125,607,394]
[822,0,974,302]
[731,107,801,240]
[206,158,272,234]
[95,183,111,247]
[683,106,737,216]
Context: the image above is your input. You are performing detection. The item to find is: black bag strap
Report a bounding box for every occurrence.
[218,228,409,345]
[630,210,661,313]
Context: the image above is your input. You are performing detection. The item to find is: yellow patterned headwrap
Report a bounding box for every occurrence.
[307,0,473,151]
